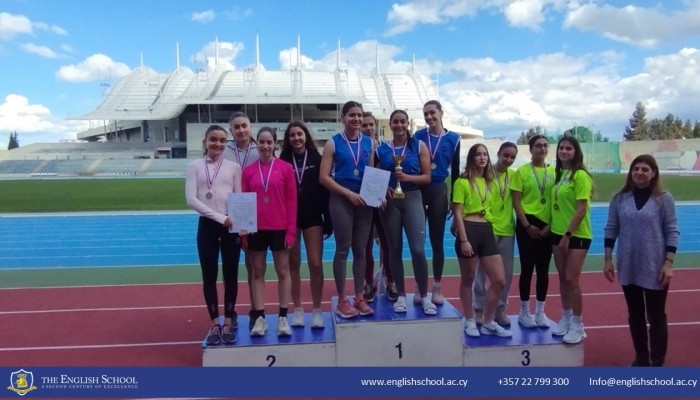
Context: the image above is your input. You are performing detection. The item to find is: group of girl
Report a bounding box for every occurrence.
[186,100,659,354]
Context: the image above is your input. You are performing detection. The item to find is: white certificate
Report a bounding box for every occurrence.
[360,166,390,208]
[228,192,257,233]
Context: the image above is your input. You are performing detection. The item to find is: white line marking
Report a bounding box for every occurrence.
[2,289,699,315]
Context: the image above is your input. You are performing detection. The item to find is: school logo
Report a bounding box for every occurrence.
[7,369,37,396]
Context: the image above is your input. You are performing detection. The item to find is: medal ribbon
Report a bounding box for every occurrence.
[204,156,224,193]
[427,129,445,162]
[292,151,308,186]
[391,139,408,157]
[258,159,275,195]
[341,132,362,171]
[529,162,548,200]
[473,178,490,211]
[554,169,573,203]
[493,166,509,201]
[234,142,252,168]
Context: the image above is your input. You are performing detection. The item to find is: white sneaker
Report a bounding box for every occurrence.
[292,307,305,327]
[277,316,292,337]
[431,286,445,305]
[562,322,586,344]
[552,315,571,336]
[311,308,325,329]
[480,321,513,338]
[535,311,550,328]
[464,318,480,337]
[413,289,422,304]
[518,310,537,328]
[250,316,268,337]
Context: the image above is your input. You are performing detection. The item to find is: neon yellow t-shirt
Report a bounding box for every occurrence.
[489,167,516,236]
[550,169,593,239]
[452,177,493,221]
[509,163,555,223]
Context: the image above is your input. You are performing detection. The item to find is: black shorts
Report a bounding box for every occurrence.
[297,214,324,230]
[550,233,592,250]
[247,230,286,252]
[455,220,500,259]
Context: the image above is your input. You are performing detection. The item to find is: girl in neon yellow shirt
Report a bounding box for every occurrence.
[550,136,593,345]
[452,144,512,338]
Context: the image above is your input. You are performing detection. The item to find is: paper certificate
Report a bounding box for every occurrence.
[360,166,390,208]
[228,192,257,233]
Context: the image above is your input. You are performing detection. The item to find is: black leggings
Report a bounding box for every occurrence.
[196,217,241,320]
[421,184,448,281]
[623,284,668,366]
[515,215,552,302]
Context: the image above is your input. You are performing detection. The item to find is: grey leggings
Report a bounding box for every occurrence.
[329,193,374,295]
[420,184,448,281]
[379,190,429,296]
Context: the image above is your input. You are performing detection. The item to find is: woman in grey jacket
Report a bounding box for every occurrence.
[603,154,680,367]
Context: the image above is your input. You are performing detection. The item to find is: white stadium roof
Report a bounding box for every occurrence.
[75,49,482,138]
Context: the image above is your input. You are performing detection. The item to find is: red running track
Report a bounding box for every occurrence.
[1,270,699,367]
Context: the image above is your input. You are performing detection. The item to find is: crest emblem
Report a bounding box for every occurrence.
[7,369,37,396]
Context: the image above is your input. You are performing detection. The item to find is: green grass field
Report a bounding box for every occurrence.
[1,174,699,213]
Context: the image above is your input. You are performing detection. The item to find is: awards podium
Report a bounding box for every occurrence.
[202,295,583,367]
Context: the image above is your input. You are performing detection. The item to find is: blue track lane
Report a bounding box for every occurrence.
[1,204,699,269]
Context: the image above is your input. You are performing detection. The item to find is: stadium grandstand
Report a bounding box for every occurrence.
[70,38,483,159]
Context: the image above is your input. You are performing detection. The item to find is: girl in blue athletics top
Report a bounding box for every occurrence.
[414,100,461,305]
[186,125,243,346]
[320,101,376,319]
[361,111,395,302]
[375,109,435,315]
[225,111,260,330]
[280,121,332,329]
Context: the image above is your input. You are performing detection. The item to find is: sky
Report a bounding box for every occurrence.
[1,0,699,146]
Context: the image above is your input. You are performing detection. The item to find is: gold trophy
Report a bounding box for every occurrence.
[392,155,405,199]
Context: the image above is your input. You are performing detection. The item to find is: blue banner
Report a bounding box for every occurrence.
[2,367,698,398]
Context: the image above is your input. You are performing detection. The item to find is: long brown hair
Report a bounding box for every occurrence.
[460,143,495,187]
[555,136,590,183]
[616,154,665,198]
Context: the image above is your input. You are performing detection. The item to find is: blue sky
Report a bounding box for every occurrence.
[1,0,699,145]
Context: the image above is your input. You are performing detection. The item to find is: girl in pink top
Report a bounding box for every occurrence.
[185,125,243,346]
[241,127,297,337]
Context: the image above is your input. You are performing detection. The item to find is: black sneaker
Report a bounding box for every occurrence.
[221,324,236,344]
[363,284,376,302]
[386,284,399,302]
[206,324,222,346]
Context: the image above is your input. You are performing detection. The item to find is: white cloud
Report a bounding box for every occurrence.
[55,54,132,83]
[564,2,700,47]
[192,41,245,71]
[191,10,215,23]
[385,0,562,36]
[224,7,252,21]
[0,12,32,40]
[60,44,74,53]
[0,94,88,143]
[278,40,409,73]
[22,42,59,58]
[33,21,68,36]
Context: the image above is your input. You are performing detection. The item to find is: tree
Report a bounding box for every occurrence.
[516,126,553,145]
[694,122,700,138]
[624,102,649,141]
[7,132,19,150]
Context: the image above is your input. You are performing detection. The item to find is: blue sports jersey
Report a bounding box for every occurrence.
[414,128,460,186]
[376,136,422,191]
[331,132,373,193]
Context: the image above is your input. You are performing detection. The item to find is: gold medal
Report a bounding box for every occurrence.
[430,162,437,170]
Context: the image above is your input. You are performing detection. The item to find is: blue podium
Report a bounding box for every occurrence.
[202,297,583,367]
